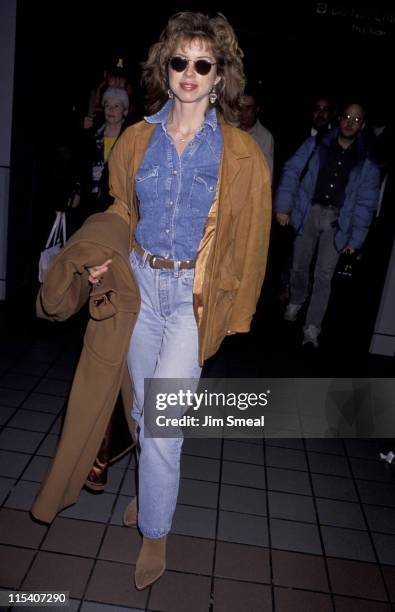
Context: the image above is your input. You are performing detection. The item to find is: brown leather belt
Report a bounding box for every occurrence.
[134,242,195,270]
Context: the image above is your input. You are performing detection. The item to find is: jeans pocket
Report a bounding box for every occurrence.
[181,270,195,287]
[129,249,142,270]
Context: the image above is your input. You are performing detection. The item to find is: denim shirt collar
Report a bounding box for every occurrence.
[144,100,218,132]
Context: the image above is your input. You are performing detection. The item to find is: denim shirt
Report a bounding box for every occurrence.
[134,100,222,261]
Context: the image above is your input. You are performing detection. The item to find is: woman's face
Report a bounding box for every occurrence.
[168,38,221,106]
[104,96,127,124]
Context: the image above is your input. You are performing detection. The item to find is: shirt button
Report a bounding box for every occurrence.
[338,162,342,166]
[173,170,177,175]
[330,184,334,188]
[325,195,329,199]
[165,229,170,233]
[169,200,174,205]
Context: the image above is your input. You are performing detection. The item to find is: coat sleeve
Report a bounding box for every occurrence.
[348,161,380,249]
[228,149,272,332]
[37,258,91,322]
[274,137,316,214]
[106,128,134,225]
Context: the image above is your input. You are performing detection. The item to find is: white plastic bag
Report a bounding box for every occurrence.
[38,211,67,282]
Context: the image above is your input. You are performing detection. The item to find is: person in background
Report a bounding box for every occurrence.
[70,87,130,231]
[31,10,271,593]
[275,102,380,348]
[84,57,135,129]
[239,84,274,179]
[310,96,333,137]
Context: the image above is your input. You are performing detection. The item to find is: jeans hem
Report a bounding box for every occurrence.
[139,524,170,538]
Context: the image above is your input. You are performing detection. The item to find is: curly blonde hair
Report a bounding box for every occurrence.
[141,12,245,125]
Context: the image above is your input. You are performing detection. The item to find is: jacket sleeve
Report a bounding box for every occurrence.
[274,137,316,214]
[228,149,272,332]
[36,234,116,322]
[106,128,134,225]
[37,259,91,322]
[349,161,381,249]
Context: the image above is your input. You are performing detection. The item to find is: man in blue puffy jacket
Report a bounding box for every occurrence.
[274,102,380,347]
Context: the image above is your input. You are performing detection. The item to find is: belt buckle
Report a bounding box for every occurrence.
[150,255,158,268]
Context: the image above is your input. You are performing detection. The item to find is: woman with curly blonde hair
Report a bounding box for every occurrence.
[32,11,271,592]
[89,9,271,590]
[142,11,245,124]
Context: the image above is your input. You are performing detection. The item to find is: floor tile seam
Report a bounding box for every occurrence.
[78,557,103,608]
[14,542,44,593]
[204,436,224,612]
[0,416,62,435]
[5,537,392,567]
[0,349,64,400]
[82,602,145,612]
[302,438,336,610]
[3,543,99,563]
[273,573,385,598]
[182,475,264,489]
[274,583,390,604]
[21,389,69,399]
[97,556,215,578]
[187,453,266,466]
[358,499,395,510]
[329,591,392,604]
[340,438,393,604]
[272,582,356,598]
[176,501,267,518]
[37,373,73,381]
[183,453,265,466]
[0,471,40,510]
[217,506,267,517]
[267,463,351,477]
[9,405,66,416]
[222,457,267,468]
[0,407,20,435]
[262,440,276,611]
[95,460,135,564]
[268,514,372,532]
[223,437,265,447]
[0,424,59,454]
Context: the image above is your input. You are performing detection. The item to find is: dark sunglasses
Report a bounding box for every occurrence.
[169,56,217,76]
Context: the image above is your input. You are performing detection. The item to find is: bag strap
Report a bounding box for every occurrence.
[59,212,67,244]
[45,212,67,248]
[299,132,324,184]
[45,212,62,248]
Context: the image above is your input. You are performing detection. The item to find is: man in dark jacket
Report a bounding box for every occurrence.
[274,102,380,347]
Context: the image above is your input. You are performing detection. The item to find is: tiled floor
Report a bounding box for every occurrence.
[1,300,395,611]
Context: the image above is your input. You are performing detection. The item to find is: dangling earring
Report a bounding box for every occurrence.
[209,87,217,104]
[167,88,174,100]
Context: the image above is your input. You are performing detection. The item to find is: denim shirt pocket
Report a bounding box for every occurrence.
[188,171,217,213]
[135,164,159,211]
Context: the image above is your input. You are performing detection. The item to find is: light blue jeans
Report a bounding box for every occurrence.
[127,248,202,537]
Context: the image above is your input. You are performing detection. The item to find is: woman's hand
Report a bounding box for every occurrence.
[276,213,290,226]
[341,246,355,255]
[87,259,112,286]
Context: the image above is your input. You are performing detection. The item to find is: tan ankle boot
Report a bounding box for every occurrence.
[134,535,167,590]
[123,496,137,527]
